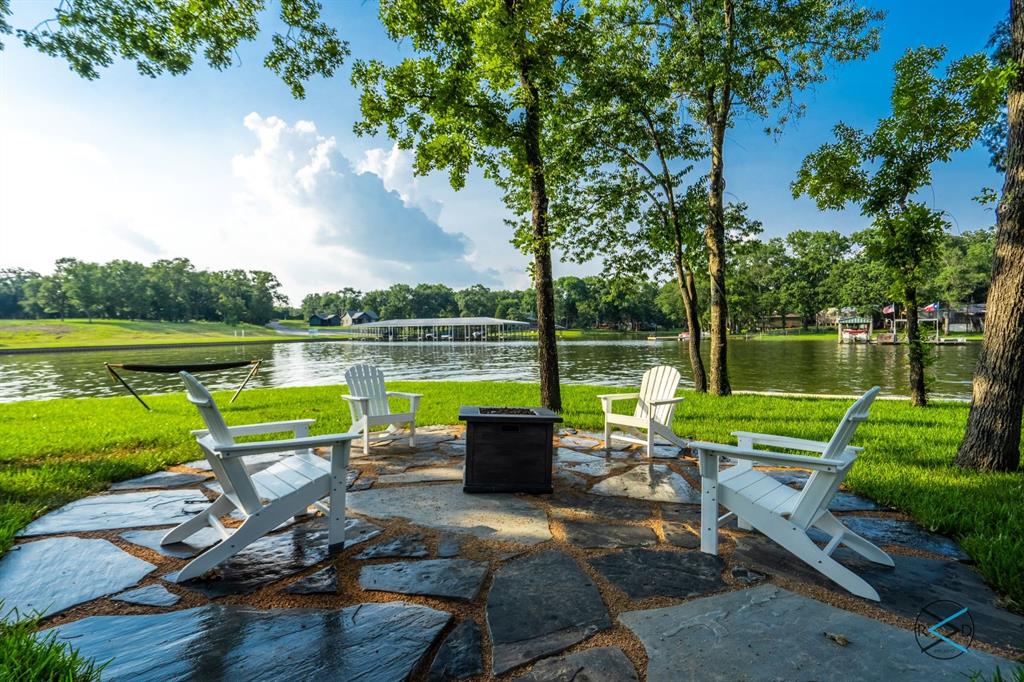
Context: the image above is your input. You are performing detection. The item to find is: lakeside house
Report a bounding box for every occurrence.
[308,313,341,327]
[343,310,380,326]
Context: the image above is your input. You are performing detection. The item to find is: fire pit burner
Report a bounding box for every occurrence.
[459,406,562,494]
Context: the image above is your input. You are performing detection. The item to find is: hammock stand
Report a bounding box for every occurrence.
[105,359,263,411]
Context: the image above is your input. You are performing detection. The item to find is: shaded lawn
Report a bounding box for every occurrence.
[0,319,285,349]
[0,382,1021,610]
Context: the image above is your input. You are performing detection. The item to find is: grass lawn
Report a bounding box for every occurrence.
[0,382,1021,611]
[0,319,287,350]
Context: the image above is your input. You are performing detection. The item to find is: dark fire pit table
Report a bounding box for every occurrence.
[459,406,562,494]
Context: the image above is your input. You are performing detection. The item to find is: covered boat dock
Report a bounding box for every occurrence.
[348,317,531,342]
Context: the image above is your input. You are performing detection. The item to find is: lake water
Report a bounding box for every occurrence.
[0,338,979,402]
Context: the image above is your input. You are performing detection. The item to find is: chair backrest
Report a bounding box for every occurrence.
[634,365,683,425]
[345,364,390,419]
[179,371,262,514]
[180,371,234,447]
[789,386,880,529]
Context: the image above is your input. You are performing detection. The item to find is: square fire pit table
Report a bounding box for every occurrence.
[459,406,563,494]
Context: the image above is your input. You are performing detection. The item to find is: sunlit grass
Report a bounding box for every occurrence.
[0,603,106,681]
[0,319,285,350]
[0,382,1020,608]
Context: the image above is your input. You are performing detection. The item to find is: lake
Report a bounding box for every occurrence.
[0,338,979,403]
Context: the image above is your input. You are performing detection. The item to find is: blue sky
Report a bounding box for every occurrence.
[0,1,1005,302]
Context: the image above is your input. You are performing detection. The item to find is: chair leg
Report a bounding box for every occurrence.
[646,425,655,460]
[161,496,233,545]
[361,420,369,456]
[328,441,349,552]
[603,419,612,451]
[408,421,416,447]
[814,512,894,566]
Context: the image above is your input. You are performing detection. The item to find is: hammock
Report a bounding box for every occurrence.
[105,359,262,410]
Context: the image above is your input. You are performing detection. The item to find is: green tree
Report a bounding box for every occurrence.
[928,228,996,305]
[351,0,591,411]
[0,268,39,318]
[781,230,850,329]
[958,1,1024,472]
[456,285,495,318]
[794,46,1004,406]
[549,9,708,389]
[410,284,457,318]
[59,259,104,322]
[640,0,880,395]
[3,0,346,99]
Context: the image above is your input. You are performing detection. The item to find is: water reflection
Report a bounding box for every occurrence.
[0,339,980,402]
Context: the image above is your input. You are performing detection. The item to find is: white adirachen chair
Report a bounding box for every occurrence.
[344,364,422,456]
[691,387,893,601]
[164,372,355,582]
[598,365,687,458]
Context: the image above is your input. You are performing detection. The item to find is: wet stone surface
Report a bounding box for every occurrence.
[764,469,883,512]
[808,516,969,560]
[437,534,463,558]
[347,483,552,545]
[120,527,222,559]
[590,464,700,504]
[731,534,1024,648]
[377,465,464,485]
[283,566,337,595]
[559,435,601,448]
[513,647,639,682]
[0,537,155,619]
[360,559,488,601]
[113,584,181,607]
[169,518,381,597]
[487,550,612,675]
[561,519,658,549]
[662,522,700,549]
[354,532,429,560]
[589,549,726,600]
[620,585,1015,682]
[45,602,451,681]
[427,619,484,681]
[110,471,208,491]
[547,492,652,521]
[730,565,767,586]
[18,490,210,536]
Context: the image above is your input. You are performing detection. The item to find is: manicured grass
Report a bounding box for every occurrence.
[0,383,1021,610]
[0,604,105,680]
[0,319,286,350]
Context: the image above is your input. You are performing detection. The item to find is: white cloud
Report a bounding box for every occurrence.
[357,143,443,221]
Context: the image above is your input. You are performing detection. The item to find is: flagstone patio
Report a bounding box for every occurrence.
[1,425,1021,680]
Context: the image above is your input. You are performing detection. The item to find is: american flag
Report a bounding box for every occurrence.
[882,304,895,314]
[923,302,940,313]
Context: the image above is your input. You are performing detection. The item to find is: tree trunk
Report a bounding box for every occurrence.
[675,261,707,392]
[517,57,561,411]
[956,0,1024,471]
[905,286,927,407]
[705,120,731,396]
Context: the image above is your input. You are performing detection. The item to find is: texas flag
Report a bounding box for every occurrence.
[923,302,940,313]
[882,304,895,314]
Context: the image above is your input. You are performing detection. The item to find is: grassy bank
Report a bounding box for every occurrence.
[0,319,286,350]
[0,383,1021,608]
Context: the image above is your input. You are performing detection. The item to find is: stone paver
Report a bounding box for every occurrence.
[590,549,726,600]
[113,584,180,607]
[169,518,381,597]
[347,483,552,545]
[559,435,601,448]
[807,516,969,561]
[590,464,700,504]
[360,559,488,601]
[563,459,626,477]
[548,492,652,521]
[620,585,1015,681]
[428,619,484,681]
[110,471,208,491]
[561,519,658,549]
[732,534,1024,649]
[354,532,429,560]
[0,537,155,620]
[18,490,210,536]
[662,522,700,548]
[437,534,463,558]
[487,550,612,675]
[283,566,337,595]
[46,602,450,681]
[378,465,464,485]
[514,647,639,682]
[120,527,222,559]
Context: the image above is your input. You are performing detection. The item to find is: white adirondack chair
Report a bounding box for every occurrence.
[598,365,687,458]
[164,372,355,582]
[691,387,893,601]
[344,364,422,456]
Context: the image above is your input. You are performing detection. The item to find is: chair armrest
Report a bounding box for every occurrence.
[387,391,423,399]
[730,431,863,454]
[596,392,641,401]
[688,441,846,473]
[649,397,685,407]
[215,433,358,459]
[191,419,315,439]
[342,395,371,403]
